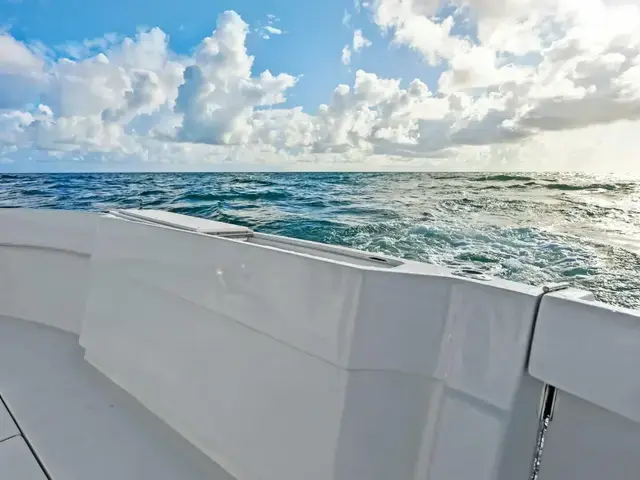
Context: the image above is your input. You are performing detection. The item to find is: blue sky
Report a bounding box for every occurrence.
[1,0,441,112]
[1,0,640,172]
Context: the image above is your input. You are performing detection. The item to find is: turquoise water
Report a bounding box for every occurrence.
[1,172,639,309]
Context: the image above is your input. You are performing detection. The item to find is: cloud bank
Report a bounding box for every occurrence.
[1,2,640,171]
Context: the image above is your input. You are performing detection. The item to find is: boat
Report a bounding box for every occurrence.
[1,207,638,480]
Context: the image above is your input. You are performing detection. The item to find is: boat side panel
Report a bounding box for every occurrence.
[80,214,550,480]
[537,390,640,480]
[0,209,97,334]
[82,267,346,480]
[0,208,97,255]
[530,291,640,480]
[82,216,363,365]
[411,282,542,480]
[347,270,454,375]
[530,292,640,422]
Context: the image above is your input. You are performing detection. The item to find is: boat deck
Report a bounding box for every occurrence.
[0,315,235,480]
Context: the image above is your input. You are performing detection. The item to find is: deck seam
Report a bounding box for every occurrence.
[0,394,53,480]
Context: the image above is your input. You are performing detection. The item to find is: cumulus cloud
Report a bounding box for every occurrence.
[313,70,449,154]
[0,34,46,109]
[369,0,640,141]
[175,11,297,144]
[60,32,122,60]
[1,4,640,171]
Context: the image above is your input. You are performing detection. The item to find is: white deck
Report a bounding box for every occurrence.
[0,315,235,480]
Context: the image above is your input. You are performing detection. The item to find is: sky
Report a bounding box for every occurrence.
[1,0,640,172]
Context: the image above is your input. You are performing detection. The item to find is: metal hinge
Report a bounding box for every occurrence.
[538,384,557,422]
[529,384,557,480]
[542,283,570,294]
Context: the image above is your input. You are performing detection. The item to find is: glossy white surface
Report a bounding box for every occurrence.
[80,211,543,480]
[0,247,91,334]
[538,391,640,480]
[434,281,539,410]
[79,216,391,480]
[82,216,363,366]
[83,286,347,480]
[415,282,542,480]
[249,233,404,268]
[495,373,545,480]
[114,209,253,235]
[346,269,453,374]
[530,290,640,422]
[0,209,97,334]
[530,289,640,480]
[0,208,97,254]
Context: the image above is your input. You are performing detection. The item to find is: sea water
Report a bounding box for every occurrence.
[1,172,638,309]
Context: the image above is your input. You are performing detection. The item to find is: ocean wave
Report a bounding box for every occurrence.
[230,178,277,187]
[168,204,219,217]
[483,181,634,191]
[179,192,223,202]
[19,188,50,195]
[139,189,167,197]
[472,174,535,182]
[178,190,292,203]
[234,190,293,201]
[545,183,629,191]
[455,252,499,264]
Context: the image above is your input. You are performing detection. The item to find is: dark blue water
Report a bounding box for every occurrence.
[2,172,639,309]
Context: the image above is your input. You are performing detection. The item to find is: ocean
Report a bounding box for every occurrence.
[1,172,639,309]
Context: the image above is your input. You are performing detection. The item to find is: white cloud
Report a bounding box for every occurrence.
[2,5,640,171]
[175,11,297,144]
[260,13,284,39]
[341,45,352,65]
[0,34,44,72]
[311,70,449,154]
[352,29,372,52]
[264,25,283,35]
[342,10,352,27]
[59,32,122,60]
[0,33,46,109]
[368,0,640,144]
[371,0,456,64]
[343,30,371,66]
